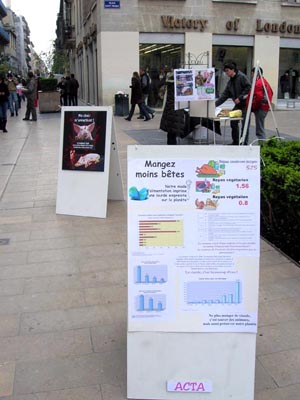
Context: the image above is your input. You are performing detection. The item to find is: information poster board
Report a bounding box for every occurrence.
[127,145,260,400]
[56,106,114,218]
[174,68,216,102]
[128,145,260,333]
[62,110,107,171]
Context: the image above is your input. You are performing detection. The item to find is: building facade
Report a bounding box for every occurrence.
[0,0,32,76]
[0,0,9,65]
[57,0,300,107]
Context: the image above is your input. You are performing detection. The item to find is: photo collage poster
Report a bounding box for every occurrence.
[174,68,216,102]
[62,110,107,172]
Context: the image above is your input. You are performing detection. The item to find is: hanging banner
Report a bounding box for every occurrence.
[174,68,216,102]
[127,145,260,333]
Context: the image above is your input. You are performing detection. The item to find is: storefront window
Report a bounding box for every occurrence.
[282,0,300,6]
[139,43,184,107]
[278,48,300,99]
[212,45,252,97]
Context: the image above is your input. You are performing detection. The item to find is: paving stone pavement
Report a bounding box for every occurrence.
[0,108,299,399]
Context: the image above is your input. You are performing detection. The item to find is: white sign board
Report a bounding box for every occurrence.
[174,68,216,102]
[127,145,260,400]
[56,106,123,218]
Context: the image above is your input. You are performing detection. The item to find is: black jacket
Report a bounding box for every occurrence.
[160,76,185,137]
[0,81,9,103]
[130,76,143,105]
[140,72,151,95]
[216,70,251,109]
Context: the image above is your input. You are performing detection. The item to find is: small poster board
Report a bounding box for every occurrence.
[56,106,122,218]
[174,68,216,102]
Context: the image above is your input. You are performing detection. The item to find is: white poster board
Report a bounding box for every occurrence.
[174,68,216,102]
[127,145,260,400]
[56,106,123,219]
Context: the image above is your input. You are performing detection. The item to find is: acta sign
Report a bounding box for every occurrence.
[161,16,208,32]
[167,380,213,393]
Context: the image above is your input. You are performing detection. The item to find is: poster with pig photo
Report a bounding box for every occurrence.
[62,110,107,171]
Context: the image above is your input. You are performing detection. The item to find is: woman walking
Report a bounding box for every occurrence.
[0,74,9,132]
[125,71,151,121]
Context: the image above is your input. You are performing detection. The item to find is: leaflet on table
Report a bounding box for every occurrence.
[128,155,260,333]
[174,68,216,102]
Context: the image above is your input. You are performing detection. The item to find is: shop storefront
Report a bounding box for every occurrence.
[279,39,300,99]
[68,1,300,107]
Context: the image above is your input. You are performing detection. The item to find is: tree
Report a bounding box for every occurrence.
[39,41,69,75]
[52,48,68,74]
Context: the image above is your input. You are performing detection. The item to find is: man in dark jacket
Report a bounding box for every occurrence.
[216,62,251,145]
[70,74,79,106]
[138,67,155,119]
[22,71,37,121]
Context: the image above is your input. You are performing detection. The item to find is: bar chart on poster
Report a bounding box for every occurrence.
[135,294,167,312]
[135,265,168,284]
[185,280,242,305]
[139,218,184,247]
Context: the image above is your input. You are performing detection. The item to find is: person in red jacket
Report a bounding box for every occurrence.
[247,67,273,141]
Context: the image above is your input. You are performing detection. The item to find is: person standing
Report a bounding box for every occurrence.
[57,76,66,106]
[138,67,155,119]
[16,77,24,110]
[215,62,251,145]
[22,71,37,121]
[125,71,151,121]
[64,76,72,106]
[160,70,185,145]
[70,74,79,106]
[280,72,290,98]
[0,74,9,132]
[6,72,19,117]
[246,67,273,141]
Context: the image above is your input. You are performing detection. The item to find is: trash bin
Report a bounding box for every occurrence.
[115,93,129,116]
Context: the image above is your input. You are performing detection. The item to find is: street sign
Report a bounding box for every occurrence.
[104,1,120,8]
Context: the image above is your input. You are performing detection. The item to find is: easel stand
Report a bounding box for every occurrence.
[240,62,280,145]
[177,51,212,144]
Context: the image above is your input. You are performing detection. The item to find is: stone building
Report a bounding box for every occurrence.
[0,0,9,61]
[56,0,300,106]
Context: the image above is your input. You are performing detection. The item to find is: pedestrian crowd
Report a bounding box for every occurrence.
[0,70,80,134]
[1,62,273,146]
[57,74,79,106]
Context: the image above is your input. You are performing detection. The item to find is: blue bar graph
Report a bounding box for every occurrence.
[136,294,166,311]
[185,281,242,305]
[135,265,167,284]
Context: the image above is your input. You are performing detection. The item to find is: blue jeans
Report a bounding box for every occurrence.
[8,91,18,115]
[0,101,8,120]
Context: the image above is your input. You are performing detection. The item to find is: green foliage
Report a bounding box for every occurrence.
[52,49,69,75]
[0,64,10,76]
[39,41,69,75]
[39,78,58,92]
[260,138,300,263]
